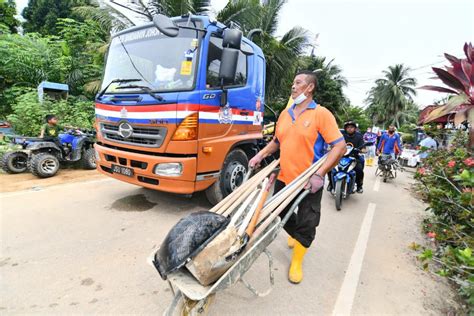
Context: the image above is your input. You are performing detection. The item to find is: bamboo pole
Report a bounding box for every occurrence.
[214,159,280,216]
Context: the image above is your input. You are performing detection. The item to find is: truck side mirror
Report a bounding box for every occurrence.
[223,29,242,50]
[218,48,238,106]
[218,48,239,83]
[153,14,179,37]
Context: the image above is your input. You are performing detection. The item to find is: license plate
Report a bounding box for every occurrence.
[112,164,134,177]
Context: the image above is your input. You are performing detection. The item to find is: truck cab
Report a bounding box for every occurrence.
[94,14,267,204]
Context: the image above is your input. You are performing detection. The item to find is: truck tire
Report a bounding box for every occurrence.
[1,151,28,174]
[205,149,248,205]
[82,147,96,170]
[30,153,60,178]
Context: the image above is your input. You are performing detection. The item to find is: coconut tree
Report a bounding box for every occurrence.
[365,64,417,128]
[217,0,310,109]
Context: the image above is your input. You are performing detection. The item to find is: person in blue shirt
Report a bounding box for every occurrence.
[377,125,402,159]
[363,127,377,166]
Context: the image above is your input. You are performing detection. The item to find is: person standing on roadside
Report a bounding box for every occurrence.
[249,71,346,284]
[363,127,377,166]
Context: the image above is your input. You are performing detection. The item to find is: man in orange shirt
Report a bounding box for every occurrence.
[249,71,346,284]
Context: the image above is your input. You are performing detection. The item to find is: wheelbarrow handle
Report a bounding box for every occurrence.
[280,189,311,228]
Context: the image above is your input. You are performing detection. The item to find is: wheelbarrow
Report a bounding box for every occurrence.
[148,189,310,316]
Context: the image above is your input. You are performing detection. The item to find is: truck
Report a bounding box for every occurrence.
[94,14,272,204]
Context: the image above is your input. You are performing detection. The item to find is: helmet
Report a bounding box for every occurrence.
[344,120,358,129]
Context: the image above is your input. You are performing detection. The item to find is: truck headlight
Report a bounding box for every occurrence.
[153,163,183,177]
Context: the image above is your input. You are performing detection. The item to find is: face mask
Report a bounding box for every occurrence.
[293,85,311,105]
[293,92,307,105]
[389,130,394,134]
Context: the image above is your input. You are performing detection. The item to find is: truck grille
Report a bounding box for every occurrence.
[100,123,167,148]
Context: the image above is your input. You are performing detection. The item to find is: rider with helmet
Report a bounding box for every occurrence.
[328,121,365,193]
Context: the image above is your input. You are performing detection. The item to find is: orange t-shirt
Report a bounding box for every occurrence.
[275,101,343,185]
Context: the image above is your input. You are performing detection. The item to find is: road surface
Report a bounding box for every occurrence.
[0,166,459,315]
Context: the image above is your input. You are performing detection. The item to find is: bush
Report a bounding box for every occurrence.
[402,133,414,145]
[7,91,94,136]
[414,131,474,310]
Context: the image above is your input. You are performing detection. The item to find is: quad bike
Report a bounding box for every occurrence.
[1,130,97,178]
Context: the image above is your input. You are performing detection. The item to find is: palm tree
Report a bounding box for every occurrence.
[299,56,348,87]
[219,0,309,108]
[365,64,417,128]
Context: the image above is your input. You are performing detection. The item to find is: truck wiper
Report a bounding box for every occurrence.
[96,78,142,100]
[115,85,164,102]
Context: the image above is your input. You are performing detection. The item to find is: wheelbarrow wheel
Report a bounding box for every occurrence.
[165,291,215,316]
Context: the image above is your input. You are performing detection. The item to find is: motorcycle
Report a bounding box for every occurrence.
[329,143,370,211]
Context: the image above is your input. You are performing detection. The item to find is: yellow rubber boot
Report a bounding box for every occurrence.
[287,236,296,248]
[288,240,308,284]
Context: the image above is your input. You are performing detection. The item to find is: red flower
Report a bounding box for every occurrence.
[417,167,426,175]
[447,160,456,168]
[427,232,436,239]
[463,157,474,167]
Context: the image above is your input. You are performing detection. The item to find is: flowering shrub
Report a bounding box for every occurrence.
[414,131,473,310]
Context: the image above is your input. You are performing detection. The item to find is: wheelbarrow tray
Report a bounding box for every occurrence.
[163,217,281,301]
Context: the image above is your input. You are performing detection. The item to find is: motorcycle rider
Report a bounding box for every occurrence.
[377,125,403,159]
[327,121,365,193]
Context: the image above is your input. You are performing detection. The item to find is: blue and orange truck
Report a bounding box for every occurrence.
[94,14,272,204]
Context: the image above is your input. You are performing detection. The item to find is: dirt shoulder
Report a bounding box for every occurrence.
[0,169,106,193]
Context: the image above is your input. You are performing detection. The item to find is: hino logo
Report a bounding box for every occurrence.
[118,122,133,139]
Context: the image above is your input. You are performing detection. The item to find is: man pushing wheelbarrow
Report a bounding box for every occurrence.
[249,71,346,283]
[149,71,346,315]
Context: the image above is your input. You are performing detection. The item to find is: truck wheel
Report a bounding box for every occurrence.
[1,151,28,174]
[30,153,59,178]
[82,147,96,169]
[205,149,248,205]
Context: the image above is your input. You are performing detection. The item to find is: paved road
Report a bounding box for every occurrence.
[1,166,458,315]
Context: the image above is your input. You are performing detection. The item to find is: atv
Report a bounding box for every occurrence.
[1,130,97,178]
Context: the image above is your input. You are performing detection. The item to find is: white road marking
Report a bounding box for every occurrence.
[0,178,114,198]
[373,177,381,192]
[332,202,377,316]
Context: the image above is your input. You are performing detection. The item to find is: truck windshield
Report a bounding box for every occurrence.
[102,26,202,94]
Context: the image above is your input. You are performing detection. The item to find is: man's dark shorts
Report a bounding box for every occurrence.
[274,180,322,248]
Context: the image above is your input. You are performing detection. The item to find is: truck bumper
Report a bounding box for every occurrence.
[95,144,214,194]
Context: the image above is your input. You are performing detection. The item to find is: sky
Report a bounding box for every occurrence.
[16,0,474,108]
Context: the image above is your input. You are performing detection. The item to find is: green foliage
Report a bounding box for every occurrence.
[365,64,418,128]
[6,91,94,136]
[21,0,92,35]
[337,103,371,131]
[297,56,348,115]
[0,16,108,117]
[401,133,415,145]
[0,0,20,33]
[414,131,474,309]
